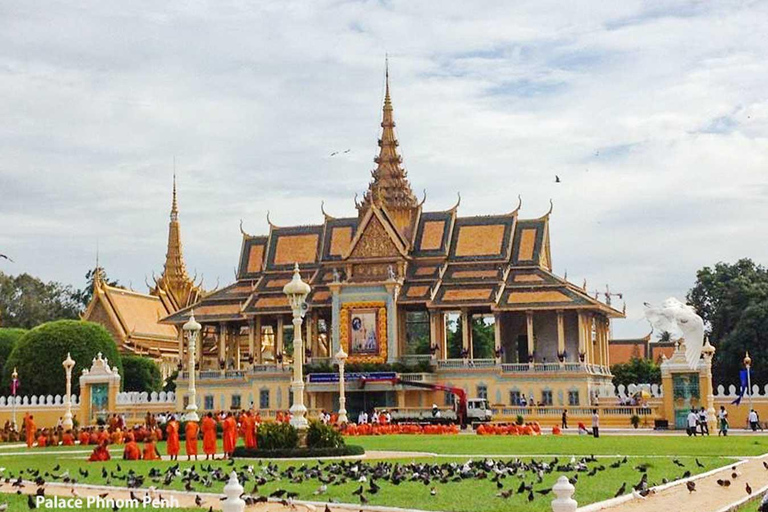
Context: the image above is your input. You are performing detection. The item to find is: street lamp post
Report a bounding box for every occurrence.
[335,347,348,424]
[62,353,76,430]
[744,351,753,412]
[283,263,311,430]
[183,310,202,422]
[11,367,19,430]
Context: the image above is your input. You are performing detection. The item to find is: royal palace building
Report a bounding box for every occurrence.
[165,71,624,418]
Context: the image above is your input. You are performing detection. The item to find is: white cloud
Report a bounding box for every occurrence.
[1,0,767,338]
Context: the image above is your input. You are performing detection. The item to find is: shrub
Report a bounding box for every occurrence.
[0,328,26,388]
[630,414,641,429]
[306,420,345,449]
[2,320,123,396]
[516,415,524,425]
[232,445,364,459]
[257,422,298,450]
[122,356,162,392]
[163,370,178,392]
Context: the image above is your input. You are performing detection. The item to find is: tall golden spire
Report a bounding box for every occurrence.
[358,58,420,239]
[153,173,200,310]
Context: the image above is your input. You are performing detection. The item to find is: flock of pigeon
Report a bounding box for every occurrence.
[0,455,764,510]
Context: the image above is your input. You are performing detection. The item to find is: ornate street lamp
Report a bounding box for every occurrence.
[62,353,76,430]
[183,310,202,422]
[744,351,753,412]
[11,367,19,430]
[335,347,348,424]
[283,263,311,430]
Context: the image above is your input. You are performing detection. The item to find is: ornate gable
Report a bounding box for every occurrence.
[344,207,408,260]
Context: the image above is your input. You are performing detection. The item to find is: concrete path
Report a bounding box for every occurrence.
[579,455,768,512]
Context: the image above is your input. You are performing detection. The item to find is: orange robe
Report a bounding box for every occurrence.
[166,421,180,456]
[78,431,90,445]
[36,435,46,448]
[185,421,199,456]
[110,431,123,445]
[89,432,99,445]
[154,427,163,441]
[25,419,36,448]
[61,433,75,446]
[123,441,141,460]
[142,441,160,461]
[202,417,217,455]
[243,416,256,449]
[222,417,237,454]
[88,445,111,462]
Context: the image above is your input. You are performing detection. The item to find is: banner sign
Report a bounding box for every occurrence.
[308,372,396,384]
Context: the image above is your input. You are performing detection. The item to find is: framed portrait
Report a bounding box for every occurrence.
[339,301,387,363]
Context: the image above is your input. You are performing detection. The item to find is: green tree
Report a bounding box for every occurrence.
[471,316,495,359]
[0,272,80,328]
[0,328,26,381]
[122,356,162,392]
[163,370,178,393]
[687,259,768,385]
[71,268,122,310]
[3,320,123,395]
[610,357,661,388]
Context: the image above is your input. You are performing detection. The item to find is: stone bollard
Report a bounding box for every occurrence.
[552,475,577,512]
[222,471,245,512]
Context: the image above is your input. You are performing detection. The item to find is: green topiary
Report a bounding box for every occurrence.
[2,320,123,396]
[306,420,345,449]
[257,422,299,450]
[122,355,162,392]
[0,328,27,389]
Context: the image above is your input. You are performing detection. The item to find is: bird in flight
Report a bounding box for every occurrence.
[0,254,13,263]
[330,150,351,157]
[555,175,561,183]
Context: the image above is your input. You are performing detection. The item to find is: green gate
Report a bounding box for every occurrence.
[672,373,701,429]
[90,383,109,424]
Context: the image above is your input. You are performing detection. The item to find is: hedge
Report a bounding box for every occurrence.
[0,328,26,389]
[232,445,365,459]
[2,320,123,396]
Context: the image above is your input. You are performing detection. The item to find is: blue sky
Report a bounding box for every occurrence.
[1,1,767,338]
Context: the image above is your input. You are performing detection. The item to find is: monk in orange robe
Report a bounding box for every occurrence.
[222,413,237,458]
[142,435,160,461]
[36,432,47,448]
[89,430,99,445]
[185,420,199,461]
[123,434,141,460]
[166,417,180,461]
[242,412,257,450]
[25,415,36,448]
[110,429,123,445]
[61,431,75,446]
[202,413,217,460]
[154,426,163,442]
[78,429,90,446]
[88,440,111,462]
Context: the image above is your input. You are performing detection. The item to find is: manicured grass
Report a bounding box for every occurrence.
[0,491,204,511]
[0,451,732,512]
[352,434,768,457]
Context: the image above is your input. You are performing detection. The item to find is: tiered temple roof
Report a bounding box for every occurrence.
[163,69,622,325]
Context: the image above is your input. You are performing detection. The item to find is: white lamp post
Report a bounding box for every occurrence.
[335,347,348,424]
[183,310,202,422]
[744,351,753,412]
[11,367,19,430]
[62,353,76,430]
[283,263,311,430]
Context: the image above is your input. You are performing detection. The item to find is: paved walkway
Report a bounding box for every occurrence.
[579,455,768,512]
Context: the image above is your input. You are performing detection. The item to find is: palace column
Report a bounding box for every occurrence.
[431,311,446,360]
[585,313,594,365]
[526,310,535,366]
[276,316,284,361]
[178,329,185,367]
[494,313,502,363]
[430,311,439,358]
[255,316,262,364]
[218,322,227,366]
[235,327,241,370]
[602,316,611,367]
[305,312,314,362]
[461,309,471,359]
[557,310,565,366]
[577,311,586,363]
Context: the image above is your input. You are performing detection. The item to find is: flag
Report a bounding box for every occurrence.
[731,369,751,406]
[11,377,19,395]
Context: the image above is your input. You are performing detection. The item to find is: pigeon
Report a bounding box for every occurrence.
[695,459,704,468]
[195,495,203,506]
[632,489,646,500]
[717,479,731,487]
[615,483,627,497]
[746,483,752,495]
[555,175,561,183]
[430,487,436,496]
[27,495,37,509]
[496,490,513,499]
[314,484,327,495]
[763,461,768,470]
[686,481,696,493]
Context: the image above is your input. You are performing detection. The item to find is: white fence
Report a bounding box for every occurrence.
[595,382,663,399]
[0,394,79,408]
[115,391,175,405]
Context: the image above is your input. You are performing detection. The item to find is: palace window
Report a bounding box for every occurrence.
[445,391,455,406]
[510,391,522,406]
[445,312,462,358]
[231,394,242,410]
[541,390,553,406]
[259,389,270,409]
[568,390,580,406]
[204,395,214,410]
[404,311,430,355]
[471,315,496,359]
[477,385,488,401]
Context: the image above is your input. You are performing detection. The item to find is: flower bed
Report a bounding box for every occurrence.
[476,422,542,435]
[342,423,460,436]
[232,445,365,458]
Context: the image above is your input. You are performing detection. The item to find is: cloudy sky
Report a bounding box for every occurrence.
[1,1,767,338]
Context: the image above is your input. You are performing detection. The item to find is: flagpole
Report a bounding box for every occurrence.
[744,352,753,412]
[11,367,18,430]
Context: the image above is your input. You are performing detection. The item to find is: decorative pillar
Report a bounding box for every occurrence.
[62,353,75,430]
[577,312,586,363]
[255,316,262,364]
[702,339,717,433]
[336,347,348,424]
[552,475,577,512]
[526,310,535,365]
[183,311,201,421]
[283,263,310,431]
[461,309,471,359]
[276,316,284,362]
[603,317,611,367]
[177,330,184,367]
[218,322,227,367]
[557,310,565,366]
[248,318,255,365]
[494,313,502,363]
[235,330,241,370]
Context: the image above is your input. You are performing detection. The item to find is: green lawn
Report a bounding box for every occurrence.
[352,434,768,457]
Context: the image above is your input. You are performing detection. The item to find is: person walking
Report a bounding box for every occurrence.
[749,409,759,431]
[698,407,709,436]
[591,409,600,438]
[687,409,699,436]
[561,410,568,429]
[718,406,729,436]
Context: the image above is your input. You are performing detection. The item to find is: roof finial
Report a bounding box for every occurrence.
[171,160,179,221]
[384,53,390,105]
